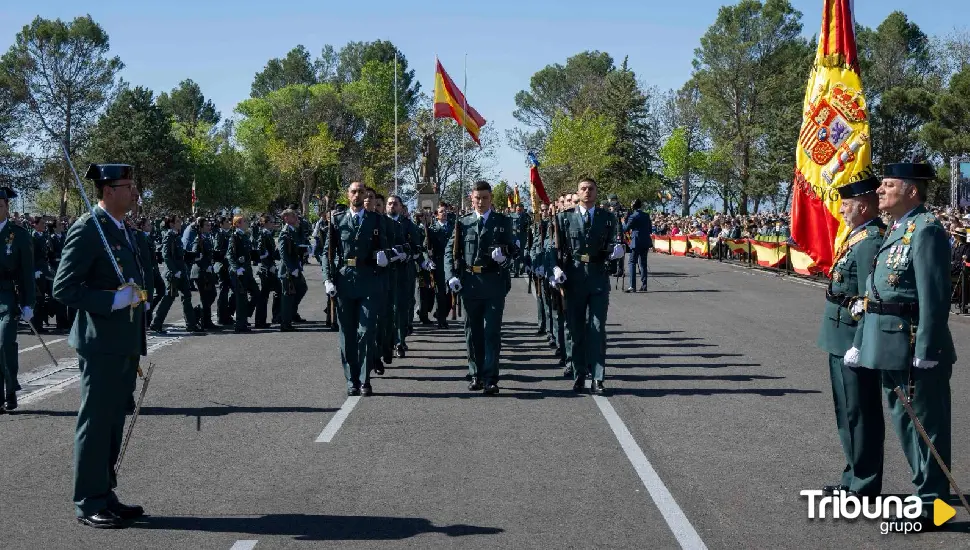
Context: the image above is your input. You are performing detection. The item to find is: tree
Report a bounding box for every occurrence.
[659,80,708,214]
[544,112,616,196]
[250,45,317,98]
[0,82,36,190]
[157,79,220,137]
[601,56,661,193]
[0,15,123,216]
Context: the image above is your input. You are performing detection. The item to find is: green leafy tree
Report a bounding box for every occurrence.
[544,112,617,196]
[157,79,220,138]
[251,45,317,98]
[660,128,709,215]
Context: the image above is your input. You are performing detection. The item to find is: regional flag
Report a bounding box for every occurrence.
[790,0,872,275]
[433,59,486,145]
[513,186,521,206]
[527,152,551,208]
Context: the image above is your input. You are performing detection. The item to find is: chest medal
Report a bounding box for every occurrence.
[832,271,843,283]
[887,272,900,288]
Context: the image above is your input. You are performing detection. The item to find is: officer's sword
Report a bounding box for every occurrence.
[116,362,155,475]
[892,386,970,518]
[24,317,57,366]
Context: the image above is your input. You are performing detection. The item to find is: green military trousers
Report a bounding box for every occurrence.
[882,363,953,506]
[73,352,139,516]
[828,354,884,495]
[337,294,377,390]
[151,273,196,330]
[463,297,505,385]
[278,273,307,327]
[565,287,608,381]
[0,304,21,400]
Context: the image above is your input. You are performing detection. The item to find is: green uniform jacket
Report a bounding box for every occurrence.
[816,219,885,356]
[134,231,156,298]
[190,232,214,280]
[227,229,255,277]
[444,211,516,300]
[854,205,957,370]
[257,228,279,272]
[52,208,147,356]
[161,229,188,277]
[321,209,389,300]
[554,208,622,294]
[0,221,35,314]
[33,231,51,279]
[277,224,302,278]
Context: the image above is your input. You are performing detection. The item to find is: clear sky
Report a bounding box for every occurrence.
[1,0,965,187]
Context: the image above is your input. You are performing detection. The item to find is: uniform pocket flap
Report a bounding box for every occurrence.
[877,315,909,333]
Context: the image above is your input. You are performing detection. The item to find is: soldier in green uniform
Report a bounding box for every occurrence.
[0,187,34,413]
[189,217,219,330]
[387,195,425,357]
[816,176,885,497]
[52,164,148,528]
[374,192,400,369]
[150,215,202,334]
[427,206,450,329]
[29,216,51,332]
[546,200,572,377]
[322,182,390,395]
[845,162,957,527]
[549,178,624,395]
[227,215,260,333]
[213,216,234,325]
[278,209,308,332]
[531,203,550,337]
[254,214,280,329]
[511,204,531,277]
[444,180,518,395]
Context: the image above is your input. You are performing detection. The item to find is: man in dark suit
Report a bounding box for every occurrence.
[622,199,652,293]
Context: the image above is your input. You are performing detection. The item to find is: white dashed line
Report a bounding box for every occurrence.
[593,395,708,550]
[229,541,258,550]
[315,396,360,443]
[19,338,66,354]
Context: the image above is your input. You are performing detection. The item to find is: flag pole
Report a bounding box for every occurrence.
[394,50,399,197]
[460,53,468,212]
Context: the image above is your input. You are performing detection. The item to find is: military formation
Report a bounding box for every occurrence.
[818,162,956,531]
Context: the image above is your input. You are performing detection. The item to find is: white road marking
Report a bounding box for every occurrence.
[593,395,708,550]
[315,396,360,443]
[229,541,258,550]
[19,338,66,354]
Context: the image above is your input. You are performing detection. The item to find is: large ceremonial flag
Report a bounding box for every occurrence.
[527,152,551,208]
[191,177,197,214]
[513,185,521,206]
[433,59,486,145]
[790,0,872,275]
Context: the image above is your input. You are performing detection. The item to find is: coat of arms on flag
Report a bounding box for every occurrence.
[798,84,869,184]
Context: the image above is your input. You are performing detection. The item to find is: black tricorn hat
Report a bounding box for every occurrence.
[0,187,17,201]
[882,162,935,181]
[836,175,880,199]
[84,164,133,183]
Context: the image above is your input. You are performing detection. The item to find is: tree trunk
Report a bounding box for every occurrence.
[681,170,690,217]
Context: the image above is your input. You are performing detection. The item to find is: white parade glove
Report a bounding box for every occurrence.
[448,277,462,292]
[515,239,521,248]
[913,358,938,369]
[491,247,506,263]
[609,244,625,260]
[174,271,181,278]
[536,266,545,277]
[376,251,389,267]
[420,260,431,271]
[291,268,299,276]
[549,275,558,289]
[112,286,136,311]
[207,266,214,273]
[21,306,33,323]
[395,250,408,262]
[843,347,861,367]
[236,268,244,275]
[324,280,337,297]
[553,266,566,284]
[260,252,269,260]
[850,299,865,317]
[34,270,41,279]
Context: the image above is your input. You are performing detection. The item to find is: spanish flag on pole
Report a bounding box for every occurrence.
[434,59,486,145]
[790,0,872,276]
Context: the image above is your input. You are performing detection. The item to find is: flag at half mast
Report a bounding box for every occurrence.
[433,59,486,145]
[790,0,872,276]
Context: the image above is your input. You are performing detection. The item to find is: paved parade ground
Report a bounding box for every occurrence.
[3,253,970,549]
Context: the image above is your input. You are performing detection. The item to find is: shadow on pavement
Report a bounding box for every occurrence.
[16,405,338,418]
[132,514,504,540]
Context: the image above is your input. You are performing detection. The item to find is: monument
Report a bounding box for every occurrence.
[417,132,439,212]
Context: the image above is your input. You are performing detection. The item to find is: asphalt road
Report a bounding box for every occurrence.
[3,254,970,549]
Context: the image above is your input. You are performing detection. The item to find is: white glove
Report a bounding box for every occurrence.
[491,247,506,263]
[207,266,214,273]
[395,250,408,262]
[553,266,566,284]
[609,244,625,260]
[174,271,181,278]
[21,306,33,323]
[913,358,938,369]
[421,260,433,271]
[448,277,462,292]
[112,286,136,311]
[535,266,545,277]
[549,275,558,289]
[34,270,41,279]
[515,239,521,248]
[291,268,299,276]
[259,252,269,260]
[376,251,389,267]
[310,245,317,257]
[843,347,861,367]
[236,268,244,275]
[850,299,864,317]
[324,280,337,297]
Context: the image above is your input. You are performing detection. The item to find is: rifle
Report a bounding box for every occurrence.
[423,214,435,292]
[326,204,337,331]
[525,224,533,295]
[451,217,462,320]
[551,207,565,314]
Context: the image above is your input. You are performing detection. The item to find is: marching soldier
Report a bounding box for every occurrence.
[254,215,280,329]
[622,199,652,293]
[845,162,957,528]
[511,203,531,277]
[52,164,147,528]
[0,187,34,413]
[444,180,518,395]
[322,182,389,395]
[227,215,260,333]
[213,216,234,326]
[549,177,624,395]
[278,209,309,332]
[387,195,424,357]
[31,216,51,332]
[150,215,203,334]
[415,211,435,325]
[189,217,219,330]
[48,218,71,330]
[816,176,885,498]
[428,206,451,329]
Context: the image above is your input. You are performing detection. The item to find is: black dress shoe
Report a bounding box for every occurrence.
[437,320,449,329]
[590,380,606,395]
[109,502,145,519]
[483,383,499,395]
[189,326,206,334]
[150,328,168,336]
[77,509,127,529]
[547,340,558,349]
[395,345,406,358]
[279,325,296,332]
[535,329,546,335]
[233,327,252,334]
[419,317,433,325]
[573,378,587,393]
[360,385,373,396]
[822,484,848,495]
[5,394,17,411]
[468,377,483,391]
[347,387,361,396]
[293,314,307,323]
[373,361,385,376]
[563,365,574,378]
[624,287,636,293]
[253,323,271,329]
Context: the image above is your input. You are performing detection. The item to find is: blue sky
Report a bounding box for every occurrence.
[1,0,964,187]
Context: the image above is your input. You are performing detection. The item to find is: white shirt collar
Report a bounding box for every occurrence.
[99,206,125,230]
[578,205,594,218]
[477,209,491,223]
[0,219,7,233]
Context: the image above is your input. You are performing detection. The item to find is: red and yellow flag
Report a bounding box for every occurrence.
[433,59,486,145]
[790,0,872,276]
[513,185,521,206]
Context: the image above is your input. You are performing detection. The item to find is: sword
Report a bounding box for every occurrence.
[23,316,57,366]
[893,386,970,518]
[116,362,155,475]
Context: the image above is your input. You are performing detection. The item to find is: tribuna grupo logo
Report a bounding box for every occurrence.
[801,490,956,534]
